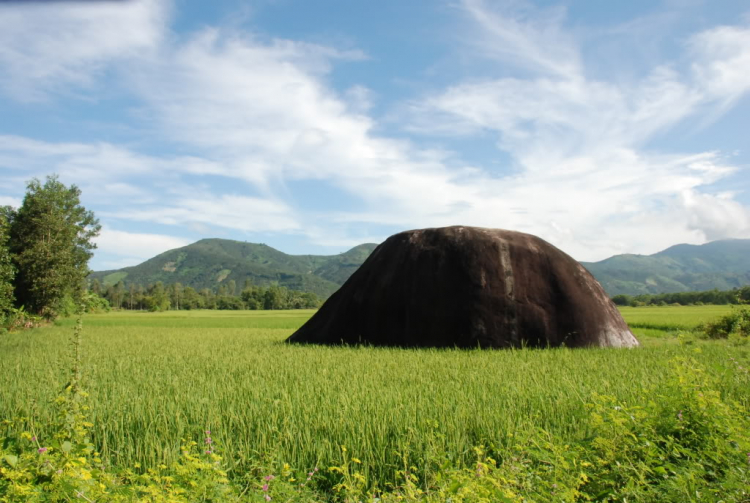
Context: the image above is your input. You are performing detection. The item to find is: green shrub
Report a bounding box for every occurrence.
[0,306,42,332]
[701,306,750,339]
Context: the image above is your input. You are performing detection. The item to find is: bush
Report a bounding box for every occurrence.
[0,306,43,332]
[701,306,750,339]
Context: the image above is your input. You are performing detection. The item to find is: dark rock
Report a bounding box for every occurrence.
[286,226,639,348]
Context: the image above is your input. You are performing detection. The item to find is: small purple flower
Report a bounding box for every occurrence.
[264,474,275,481]
[205,450,212,454]
[38,447,48,454]
[31,436,37,442]
[262,484,269,491]
[205,430,211,435]
[264,495,271,502]
[205,437,212,444]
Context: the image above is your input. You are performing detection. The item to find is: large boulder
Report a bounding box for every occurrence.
[287,226,639,348]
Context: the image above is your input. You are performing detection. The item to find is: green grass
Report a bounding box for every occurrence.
[1,307,749,499]
[618,304,735,331]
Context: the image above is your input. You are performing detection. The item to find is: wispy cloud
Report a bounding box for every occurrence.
[396,0,750,258]
[0,0,749,268]
[690,23,750,106]
[121,195,301,233]
[0,0,167,101]
[460,0,582,78]
[94,227,191,269]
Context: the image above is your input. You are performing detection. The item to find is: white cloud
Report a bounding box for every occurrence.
[0,0,167,101]
[690,24,750,105]
[1,0,750,265]
[394,1,750,259]
[0,135,226,202]
[94,227,190,268]
[122,195,301,233]
[460,0,581,78]
[0,196,21,209]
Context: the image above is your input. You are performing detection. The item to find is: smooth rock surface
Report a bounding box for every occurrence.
[287,226,639,348]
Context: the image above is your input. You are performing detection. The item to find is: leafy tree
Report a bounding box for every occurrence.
[9,176,100,318]
[106,281,125,309]
[128,283,136,310]
[180,287,203,310]
[145,282,170,312]
[200,288,216,309]
[90,278,102,297]
[169,282,184,310]
[216,295,243,310]
[611,294,632,306]
[241,286,264,310]
[263,284,287,310]
[0,207,15,319]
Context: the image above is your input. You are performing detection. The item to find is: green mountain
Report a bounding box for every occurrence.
[91,237,750,299]
[90,239,378,298]
[582,239,750,296]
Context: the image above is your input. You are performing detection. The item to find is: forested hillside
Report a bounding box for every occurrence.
[90,237,750,298]
[89,239,378,298]
[582,239,750,295]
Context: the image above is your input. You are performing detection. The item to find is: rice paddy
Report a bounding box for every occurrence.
[1,306,748,500]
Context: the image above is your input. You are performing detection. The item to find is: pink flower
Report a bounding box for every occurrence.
[30,436,37,442]
[262,484,269,492]
[264,474,275,481]
[38,447,48,454]
[264,495,271,502]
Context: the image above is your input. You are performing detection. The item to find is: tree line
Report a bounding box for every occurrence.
[0,175,320,326]
[1,175,100,328]
[612,287,750,307]
[90,278,321,312]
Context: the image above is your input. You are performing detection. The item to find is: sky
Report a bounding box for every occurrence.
[1,0,750,271]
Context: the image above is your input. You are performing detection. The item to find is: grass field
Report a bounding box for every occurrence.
[1,306,749,501]
[619,305,735,331]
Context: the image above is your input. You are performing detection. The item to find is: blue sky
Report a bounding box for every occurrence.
[1,0,749,271]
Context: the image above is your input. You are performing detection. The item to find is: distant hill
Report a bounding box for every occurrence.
[89,239,378,298]
[582,239,750,296]
[91,237,750,298]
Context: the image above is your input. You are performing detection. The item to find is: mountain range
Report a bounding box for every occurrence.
[581,239,750,296]
[90,239,377,298]
[90,237,750,297]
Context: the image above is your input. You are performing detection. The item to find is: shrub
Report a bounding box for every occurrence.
[701,306,750,339]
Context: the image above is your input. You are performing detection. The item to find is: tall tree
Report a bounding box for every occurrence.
[90,278,102,296]
[128,283,136,310]
[9,175,101,318]
[172,282,183,310]
[0,207,15,319]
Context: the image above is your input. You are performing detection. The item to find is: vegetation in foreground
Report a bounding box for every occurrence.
[1,308,749,501]
[0,175,100,330]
